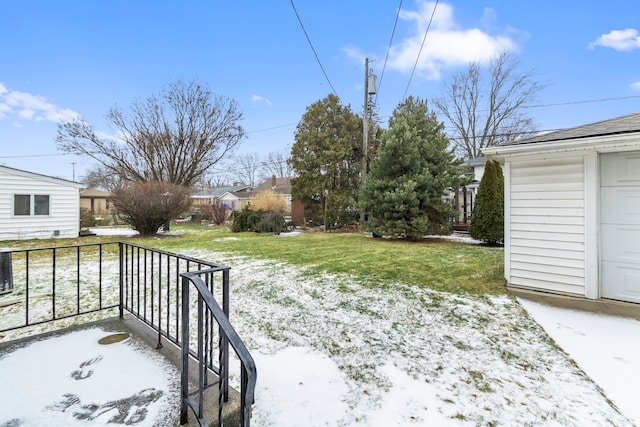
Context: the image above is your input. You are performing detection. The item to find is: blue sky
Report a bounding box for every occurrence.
[1,0,639,182]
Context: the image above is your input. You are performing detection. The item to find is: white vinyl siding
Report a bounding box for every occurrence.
[508,157,586,295]
[0,167,81,240]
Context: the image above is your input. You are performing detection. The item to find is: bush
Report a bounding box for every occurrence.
[202,202,228,225]
[249,189,288,213]
[469,159,504,244]
[80,208,98,228]
[230,206,286,235]
[111,181,192,236]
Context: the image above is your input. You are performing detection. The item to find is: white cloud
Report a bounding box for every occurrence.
[251,94,272,106]
[387,1,517,79]
[631,81,640,91]
[0,83,80,123]
[589,28,640,51]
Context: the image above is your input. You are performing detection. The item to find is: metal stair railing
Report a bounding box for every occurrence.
[180,269,257,427]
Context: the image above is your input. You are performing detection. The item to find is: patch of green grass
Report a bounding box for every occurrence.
[4,224,505,296]
[165,225,504,296]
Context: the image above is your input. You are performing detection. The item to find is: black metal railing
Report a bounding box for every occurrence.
[181,270,257,427]
[119,242,227,350]
[0,241,256,426]
[0,242,121,332]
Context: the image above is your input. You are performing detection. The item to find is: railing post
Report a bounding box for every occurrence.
[180,276,190,425]
[52,248,56,319]
[119,242,124,319]
[222,268,230,401]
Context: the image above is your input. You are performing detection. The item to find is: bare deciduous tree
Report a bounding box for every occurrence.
[434,52,545,159]
[82,166,123,191]
[57,80,245,187]
[230,152,263,186]
[263,148,293,178]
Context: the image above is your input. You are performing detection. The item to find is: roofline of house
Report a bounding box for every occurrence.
[0,165,84,188]
[483,132,640,160]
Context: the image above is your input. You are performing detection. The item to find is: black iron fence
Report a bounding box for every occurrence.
[0,241,256,426]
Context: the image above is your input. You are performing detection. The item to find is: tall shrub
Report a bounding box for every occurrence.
[469,159,504,244]
[111,181,192,236]
[359,96,466,239]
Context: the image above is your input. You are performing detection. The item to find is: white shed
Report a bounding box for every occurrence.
[0,165,83,240]
[483,112,640,304]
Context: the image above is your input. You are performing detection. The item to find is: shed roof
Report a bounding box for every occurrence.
[501,112,640,146]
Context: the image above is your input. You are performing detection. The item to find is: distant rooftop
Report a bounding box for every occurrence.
[192,184,252,197]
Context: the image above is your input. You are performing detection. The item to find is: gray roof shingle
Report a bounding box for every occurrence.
[501,112,640,146]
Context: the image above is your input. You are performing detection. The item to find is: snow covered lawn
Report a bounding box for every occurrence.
[1,229,638,426]
[189,250,637,426]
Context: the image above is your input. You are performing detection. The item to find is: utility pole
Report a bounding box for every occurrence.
[71,162,76,182]
[361,58,376,223]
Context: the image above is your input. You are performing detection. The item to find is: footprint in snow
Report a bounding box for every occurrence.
[70,355,104,380]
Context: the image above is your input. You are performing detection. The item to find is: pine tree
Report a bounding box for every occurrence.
[469,159,504,244]
[289,94,362,228]
[360,96,466,239]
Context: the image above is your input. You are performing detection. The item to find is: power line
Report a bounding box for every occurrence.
[245,122,297,134]
[3,95,638,162]
[289,0,339,99]
[436,95,640,116]
[375,0,403,105]
[402,0,438,101]
[0,152,75,159]
[525,95,640,110]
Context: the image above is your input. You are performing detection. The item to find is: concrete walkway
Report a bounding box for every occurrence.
[509,287,640,320]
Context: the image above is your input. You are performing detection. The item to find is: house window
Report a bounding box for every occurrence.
[14,195,30,216]
[34,195,50,215]
[13,194,50,216]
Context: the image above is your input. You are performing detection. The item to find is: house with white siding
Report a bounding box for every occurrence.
[483,112,640,304]
[0,165,83,240]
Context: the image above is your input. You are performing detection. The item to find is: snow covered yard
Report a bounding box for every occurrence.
[0,229,638,426]
[188,249,637,426]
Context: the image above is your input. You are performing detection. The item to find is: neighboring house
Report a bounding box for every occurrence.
[191,184,252,212]
[191,178,305,225]
[449,156,487,229]
[219,190,250,211]
[80,188,113,215]
[0,165,83,240]
[483,112,640,304]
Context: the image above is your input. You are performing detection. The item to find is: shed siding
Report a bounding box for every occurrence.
[508,157,586,295]
[0,169,80,240]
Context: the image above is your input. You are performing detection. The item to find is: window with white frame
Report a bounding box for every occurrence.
[14,194,50,216]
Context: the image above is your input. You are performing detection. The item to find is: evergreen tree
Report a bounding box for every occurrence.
[289,94,362,227]
[469,159,504,244]
[360,96,466,239]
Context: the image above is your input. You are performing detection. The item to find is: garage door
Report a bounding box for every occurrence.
[600,152,640,303]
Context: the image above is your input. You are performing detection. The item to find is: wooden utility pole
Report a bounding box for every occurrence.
[360,58,369,223]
